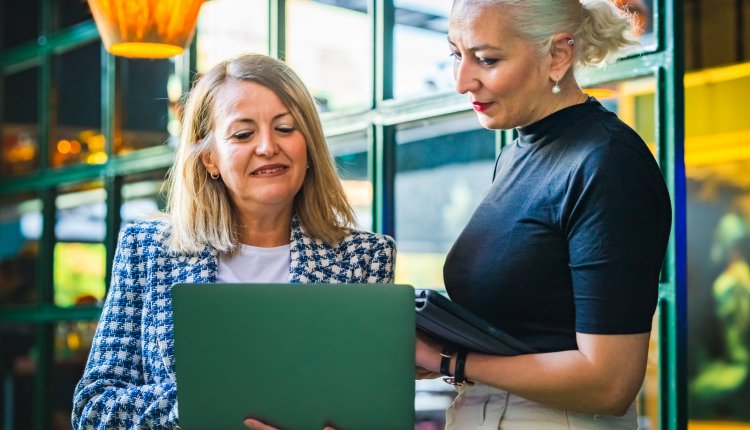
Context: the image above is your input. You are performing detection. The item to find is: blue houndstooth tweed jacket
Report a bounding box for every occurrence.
[71,217,396,429]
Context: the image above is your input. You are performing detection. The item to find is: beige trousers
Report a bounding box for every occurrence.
[445,383,638,429]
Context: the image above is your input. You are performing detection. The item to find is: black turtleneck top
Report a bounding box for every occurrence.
[443,97,672,353]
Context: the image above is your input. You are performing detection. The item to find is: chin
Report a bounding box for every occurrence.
[476,115,508,131]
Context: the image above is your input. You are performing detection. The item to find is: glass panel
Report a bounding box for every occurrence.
[196,0,268,73]
[638,310,660,430]
[394,112,496,289]
[51,320,97,428]
[121,169,168,227]
[287,0,371,112]
[1,66,40,176]
[115,58,176,154]
[0,323,35,428]
[394,0,452,100]
[52,41,103,168]
[615,0,656,53]
[0,193,41,307]
[329,130,372,231]
[582,73,657,160]
[56,0,94,29]
[686,64,750,424]
[54,182,107,307]
[0,0,39,49]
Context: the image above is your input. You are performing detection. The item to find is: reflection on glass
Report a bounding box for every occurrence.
[0,193,41,307]
[287,0,371,112]
[52,320,98,428]
[56,0,94,29]
[115,58,176,154]
[54,183,106,307]
[394,112,495,289]
[639,311,660,430]
[1,67,40,176]
[685,64,750,422]
[0,1,39,49]
[52,42,103,168]
[394,0,452,100]
[329,130,372,230]
[0,323,35,428]
[121,170,168,227]
[614,0,656,52]
[582,74,657,158]
[196,0,268,73]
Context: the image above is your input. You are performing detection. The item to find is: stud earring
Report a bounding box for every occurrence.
[552,79,561,94]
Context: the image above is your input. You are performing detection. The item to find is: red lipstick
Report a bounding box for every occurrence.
[472,102,493,113]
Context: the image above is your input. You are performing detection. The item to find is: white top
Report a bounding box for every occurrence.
[216,244,291,283]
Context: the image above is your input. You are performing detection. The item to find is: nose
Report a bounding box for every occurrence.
[454,58,479,95]
[254,129,279,157]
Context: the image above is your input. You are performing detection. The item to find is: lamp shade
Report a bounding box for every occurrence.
[87,0,204,59]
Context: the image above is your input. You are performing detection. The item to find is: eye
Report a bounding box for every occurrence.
[477,57,498,66]
[230,130,254,141]
[449,51,462,60]
[276,125,296,134]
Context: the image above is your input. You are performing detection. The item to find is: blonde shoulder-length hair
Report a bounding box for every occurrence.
[164,54,355,253]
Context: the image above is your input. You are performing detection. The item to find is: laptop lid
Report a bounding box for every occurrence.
[172,283,416,430]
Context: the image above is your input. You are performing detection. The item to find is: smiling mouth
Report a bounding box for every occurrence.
[251,165,289,176]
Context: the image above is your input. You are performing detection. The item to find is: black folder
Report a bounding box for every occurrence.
[414,289,536,356]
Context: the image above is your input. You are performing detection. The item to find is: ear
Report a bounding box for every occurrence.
[200,149,219,176]
[548,32,576,82]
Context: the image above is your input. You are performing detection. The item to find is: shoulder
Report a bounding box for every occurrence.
[339,230,396,254]
[117,219,172,252]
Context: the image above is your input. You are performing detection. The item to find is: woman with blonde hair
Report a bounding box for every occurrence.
[415,1,672,428]
[72,54,395,430]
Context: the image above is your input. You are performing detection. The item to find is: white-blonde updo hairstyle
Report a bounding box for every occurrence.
[453,0,640,67]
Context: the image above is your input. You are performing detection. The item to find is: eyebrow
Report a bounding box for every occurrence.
[227,111,293,127]
[447,37,502,52]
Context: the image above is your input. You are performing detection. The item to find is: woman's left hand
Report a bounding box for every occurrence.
[243,418,335,430]
[415,331,444,374]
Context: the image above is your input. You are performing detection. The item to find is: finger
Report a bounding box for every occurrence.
[244,418,278,430]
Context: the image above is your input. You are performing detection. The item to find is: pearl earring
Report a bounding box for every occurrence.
[552,79,561,94]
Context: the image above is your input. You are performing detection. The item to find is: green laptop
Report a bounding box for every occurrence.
[171,283,416,430]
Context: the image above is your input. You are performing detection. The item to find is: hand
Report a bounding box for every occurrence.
[415,331,444,374]
[415,365,441,380]
[243,418,336,430]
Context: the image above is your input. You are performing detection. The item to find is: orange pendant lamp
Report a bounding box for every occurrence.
[87,0,205,59]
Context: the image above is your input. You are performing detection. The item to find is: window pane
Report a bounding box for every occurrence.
[54,182,106,307]
[287,0,371,112]
[0,193,41,307]
[121,169,168,227]
[115,58,177,154]
[1,67,40,176]
[0,323,35,428]
[196,0,268,73]
[686,64,750,423]
[56,0,94,30]
[394,0,452,100]
[329,130,372,230]
[615,0,656,53]
[52,42,103,168]
[0,1,39,49]
[51,320,98,428]
[394,112,496,288]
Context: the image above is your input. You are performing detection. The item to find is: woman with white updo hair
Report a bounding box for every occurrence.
[414,1,672,428]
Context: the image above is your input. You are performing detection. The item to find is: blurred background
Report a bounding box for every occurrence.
[0,0,749,429]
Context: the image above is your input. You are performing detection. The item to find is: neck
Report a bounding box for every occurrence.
[235,205,294,247]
